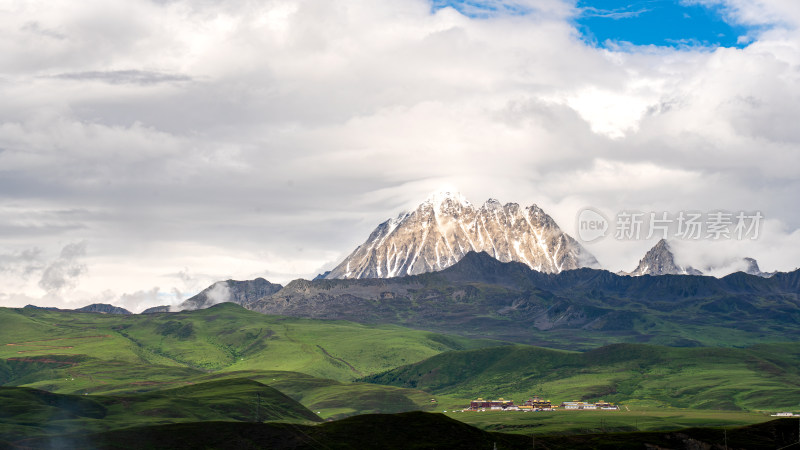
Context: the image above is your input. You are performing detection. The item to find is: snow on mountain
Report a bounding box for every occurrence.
[625,239,702,276]
[624,239,775,278]
[325,192,600,279]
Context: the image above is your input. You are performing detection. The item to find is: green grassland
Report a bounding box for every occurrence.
[363,342,800,412]
[0,303,498,382]
[0,303,487,420]
[2,303,798,445]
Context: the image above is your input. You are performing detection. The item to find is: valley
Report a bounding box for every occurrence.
[2,302,799,447]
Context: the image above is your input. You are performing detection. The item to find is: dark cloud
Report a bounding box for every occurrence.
[50,70,192,85]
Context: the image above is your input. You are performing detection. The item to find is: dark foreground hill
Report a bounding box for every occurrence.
[0,379,320,442]
[247,251,800,348]
[11,412,800,450]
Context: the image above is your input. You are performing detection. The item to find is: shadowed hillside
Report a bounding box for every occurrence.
[248,251,800,349]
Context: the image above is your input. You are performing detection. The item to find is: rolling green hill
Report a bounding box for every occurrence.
[0,303,499,385]
[0,378,320,443]
[363,342,800,411]
[2,301,797,444]
[0,303,495,420]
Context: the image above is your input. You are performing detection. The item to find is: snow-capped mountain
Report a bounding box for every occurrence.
[325,192,600,279]
[625,239,702,276]
[625,239,775,278]
[702,256,775,278]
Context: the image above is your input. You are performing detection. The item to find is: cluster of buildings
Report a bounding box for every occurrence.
[561,400,619,410]
[465,397,619,412]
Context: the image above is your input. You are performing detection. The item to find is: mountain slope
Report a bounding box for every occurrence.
[326,192,599,279]
[362,342,800,411]
[0,303,498,385]
[180,278,283,310]
[250,251,800,348]
[0,379,321,443]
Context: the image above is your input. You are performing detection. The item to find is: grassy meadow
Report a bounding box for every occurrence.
[2,302,799,445]
[0,303,489,420]
[363,342,800,412]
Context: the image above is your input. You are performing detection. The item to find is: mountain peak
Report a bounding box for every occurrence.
[74,303,132,315]
[482,198,503,209]
[653,238,669,250]
[325,194,599,279]
[743,257,760,274]
[424,191,471,207]
[628,239,702,276]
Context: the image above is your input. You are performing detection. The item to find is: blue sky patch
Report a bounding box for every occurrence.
[576,1,753,48]
[430,0,532,18]
[432,0,757,49]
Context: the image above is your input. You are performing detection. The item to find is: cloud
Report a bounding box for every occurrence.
[685,0,800,28]
[0,0,797,308]
[580,6,651,20]
[21,21,66,40]
[205,282,231,306]
[50,70,191,85]
[0,247,44,278]
[117,287,162,313]
[38,241,88,294]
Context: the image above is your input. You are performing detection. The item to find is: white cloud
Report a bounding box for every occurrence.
[38,241,88,294]
[686,0,800,28]
[0,0,798,309]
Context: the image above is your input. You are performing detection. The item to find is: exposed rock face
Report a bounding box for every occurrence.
[313,271,331,281]
[742,257,776,278]
[23,305,60,311]
[141,305,171,314]
[325,192,599,279]
[179,278,283,311]
[74,303,132,315]
[627,239,702,276]
[743,257,761,275]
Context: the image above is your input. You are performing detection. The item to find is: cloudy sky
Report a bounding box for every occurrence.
[2,0,799,312]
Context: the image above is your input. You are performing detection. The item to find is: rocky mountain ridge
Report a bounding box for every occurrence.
[625,239,702,276]
[325,192,599,279]
[244,251,800,348]
[179,278,283,310]
[74,303,132,315]
[624,239,773,278]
